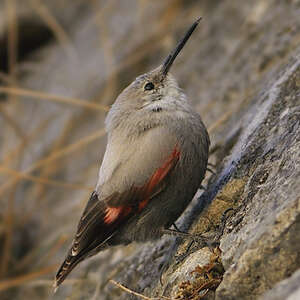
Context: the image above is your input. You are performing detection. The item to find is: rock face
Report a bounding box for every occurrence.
[0,1,299,300]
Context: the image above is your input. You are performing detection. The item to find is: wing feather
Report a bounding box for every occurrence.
[55,130,180,288]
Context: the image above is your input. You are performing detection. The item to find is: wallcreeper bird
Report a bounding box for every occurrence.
[54,18,209,289]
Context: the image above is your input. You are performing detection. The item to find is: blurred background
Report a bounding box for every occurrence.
[0,0,299,299]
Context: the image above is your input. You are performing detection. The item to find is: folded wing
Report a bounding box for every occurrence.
[54,128,180,288]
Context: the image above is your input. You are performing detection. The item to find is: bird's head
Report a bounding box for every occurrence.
[106,18,201,130]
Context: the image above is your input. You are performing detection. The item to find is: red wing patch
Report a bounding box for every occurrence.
[104,206,132,224]
[104,207,121,224]
[105,146,181,220]
[144,147,181,199]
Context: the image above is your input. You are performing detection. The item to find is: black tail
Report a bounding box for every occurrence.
[54,239,111,291]
[54,250,85,291]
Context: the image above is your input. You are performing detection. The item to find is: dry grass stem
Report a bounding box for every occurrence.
[29,0,77,60]
[109,280,171,300]
[0,106,26,140]
[208,99,245,134]
[37,235,68,268]
[0,264,59,292]
[208,91,255,134]
[0,86,109,112]
[34,117,85,200]
[0,129,105,198]
[1,116,53,166]
[25,278,81,287]
[208,109,234,134]
[0,166,93,190]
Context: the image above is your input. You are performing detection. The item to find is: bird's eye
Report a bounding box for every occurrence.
[144,82,155,91]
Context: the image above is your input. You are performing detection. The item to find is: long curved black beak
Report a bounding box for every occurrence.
[161,17,202,76]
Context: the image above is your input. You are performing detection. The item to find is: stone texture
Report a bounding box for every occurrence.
[0,1,299,300]
[260,269,300,300]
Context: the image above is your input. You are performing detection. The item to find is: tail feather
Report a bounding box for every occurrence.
[54,251,85,290]
[54,238,112,291]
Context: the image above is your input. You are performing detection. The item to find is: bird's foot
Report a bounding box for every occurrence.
[163,209,234,264]
[174,234,217,264]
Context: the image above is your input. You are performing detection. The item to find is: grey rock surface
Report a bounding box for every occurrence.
[260,269,300,300]
[0,1,299,300]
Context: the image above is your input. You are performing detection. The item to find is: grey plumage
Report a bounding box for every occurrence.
[54,18,209,290]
